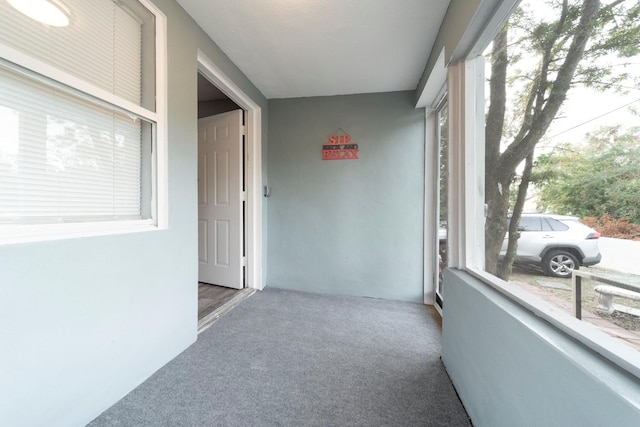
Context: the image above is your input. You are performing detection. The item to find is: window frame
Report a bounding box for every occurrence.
[0,0,167,245]
[423,89,447,306]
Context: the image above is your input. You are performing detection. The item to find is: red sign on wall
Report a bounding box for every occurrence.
[322,134,359,160]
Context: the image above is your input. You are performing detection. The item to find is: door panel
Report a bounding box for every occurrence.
[215,151,230,205]
[198,219,208,263]
[198,109,243,289]
[198,153,208,205]
[215,219,230,266]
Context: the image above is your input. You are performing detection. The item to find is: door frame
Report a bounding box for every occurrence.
[197,50,263,290]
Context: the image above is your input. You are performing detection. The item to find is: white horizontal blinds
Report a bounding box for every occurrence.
[0,66,142,224]
[0,0,142,106]
[0,0,152,225]
[115,5,143,105]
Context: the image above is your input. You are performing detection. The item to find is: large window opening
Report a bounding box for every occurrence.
[476,0,640,365]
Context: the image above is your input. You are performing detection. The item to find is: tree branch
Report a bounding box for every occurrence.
[500,0,601,175]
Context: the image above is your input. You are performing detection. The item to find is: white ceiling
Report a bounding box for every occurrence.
[177,0,451,99]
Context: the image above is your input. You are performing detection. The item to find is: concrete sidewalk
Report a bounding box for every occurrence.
[598,237,640,275]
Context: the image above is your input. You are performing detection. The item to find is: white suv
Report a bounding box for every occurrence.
[500,213,602,278]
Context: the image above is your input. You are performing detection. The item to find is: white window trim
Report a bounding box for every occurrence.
[448,55,640,379]
[197,50,263,291]
[0,0,168,245]
[0,44,158,124]
[447,62,466,270]
[148,0,168,232]
[420,47,447,306]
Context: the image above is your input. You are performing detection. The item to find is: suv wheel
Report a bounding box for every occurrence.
[542,250,579,278]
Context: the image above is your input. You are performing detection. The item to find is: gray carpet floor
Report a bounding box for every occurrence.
[89,288,471,426]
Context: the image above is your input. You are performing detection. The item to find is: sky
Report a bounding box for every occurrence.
[542,76,640,147]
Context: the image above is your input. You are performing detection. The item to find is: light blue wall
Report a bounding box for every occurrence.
[0,1,267,426]
[442,269,640,427]
[267,92,425,303]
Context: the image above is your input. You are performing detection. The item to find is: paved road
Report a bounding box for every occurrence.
[597,237,640,276]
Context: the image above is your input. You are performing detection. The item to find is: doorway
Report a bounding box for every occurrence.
[197,86,244,290]
[197,74,244,320]
[196,51,263,329]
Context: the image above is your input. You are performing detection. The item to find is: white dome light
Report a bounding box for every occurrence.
[7,0,70,27]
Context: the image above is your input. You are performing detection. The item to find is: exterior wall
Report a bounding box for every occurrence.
[442,269,640,427]
[0,1,267,426]
[267,92,425,302]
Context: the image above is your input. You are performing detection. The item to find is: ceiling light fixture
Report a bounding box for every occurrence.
[7,0,71,27]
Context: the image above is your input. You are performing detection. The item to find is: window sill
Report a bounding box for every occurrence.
[466,267,640,380]
[0,219,163,245]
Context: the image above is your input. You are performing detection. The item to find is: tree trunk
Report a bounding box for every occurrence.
[497,151,534,279]
[485,26,509,275]
[485,0,601,276]
[485,175,512,275]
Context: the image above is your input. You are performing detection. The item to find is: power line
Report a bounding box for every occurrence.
[547,98,640,139]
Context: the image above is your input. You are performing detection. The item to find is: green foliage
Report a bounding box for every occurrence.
[535,126,640,223]
[590,1,640,59]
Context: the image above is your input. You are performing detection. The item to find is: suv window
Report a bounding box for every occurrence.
[544,217,569,231]
[518,217,542,231]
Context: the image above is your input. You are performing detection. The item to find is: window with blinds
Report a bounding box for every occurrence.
[0,0,160,231]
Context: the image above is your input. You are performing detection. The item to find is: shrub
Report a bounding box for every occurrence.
[582,214,640,240]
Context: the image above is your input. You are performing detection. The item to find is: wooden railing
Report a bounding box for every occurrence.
[572,270,640,320]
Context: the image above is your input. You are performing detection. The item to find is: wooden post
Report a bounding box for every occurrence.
[573,273,582,320]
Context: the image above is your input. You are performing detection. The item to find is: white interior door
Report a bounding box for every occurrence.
[198,109,244,289]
